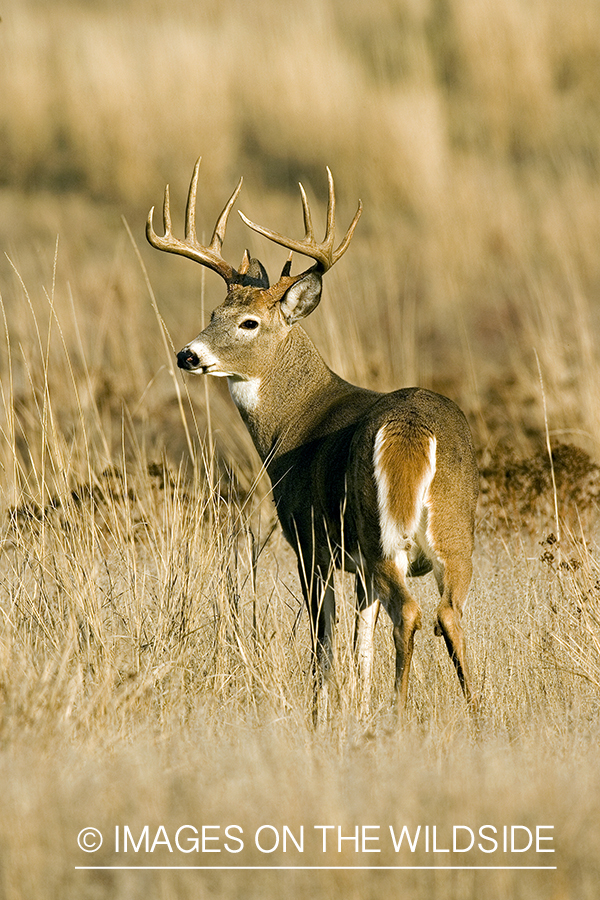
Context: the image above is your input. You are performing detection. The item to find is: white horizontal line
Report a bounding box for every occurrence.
[75,865,557,871]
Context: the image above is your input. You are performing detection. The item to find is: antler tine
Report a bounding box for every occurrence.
[183,156,201,244]
[146,157,241,285]
[162,184,173,236]
[239,169,362,275]
[298,182,314,242]
[280,251,294,279]
[324,166,336,257]
[146,190,173,249]
[332,197,363,265]
[210,175,244,254]
[146,182,173,245]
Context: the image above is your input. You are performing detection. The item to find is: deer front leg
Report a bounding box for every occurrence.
[298,561,336,727]
[354,570,380,718]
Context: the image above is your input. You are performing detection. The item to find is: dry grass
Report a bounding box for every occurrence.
[1,0,600,897]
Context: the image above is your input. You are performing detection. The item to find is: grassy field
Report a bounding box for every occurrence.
[1,1,600,897]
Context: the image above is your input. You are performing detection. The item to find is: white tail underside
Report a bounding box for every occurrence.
[373,427,437,560]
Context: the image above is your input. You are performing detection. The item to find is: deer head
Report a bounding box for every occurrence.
[146,158,362,383]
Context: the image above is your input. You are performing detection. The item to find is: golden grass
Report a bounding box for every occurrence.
[1,0,600,897]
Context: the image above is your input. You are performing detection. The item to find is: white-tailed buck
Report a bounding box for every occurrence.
[147,159,479,721]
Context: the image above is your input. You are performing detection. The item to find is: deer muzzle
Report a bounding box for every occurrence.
[177,347,201,370]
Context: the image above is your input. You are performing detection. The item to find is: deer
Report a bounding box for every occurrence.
[147,158,479,723]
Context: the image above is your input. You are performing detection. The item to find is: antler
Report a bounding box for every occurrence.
[239,167,362,277]
[146,157,243,286]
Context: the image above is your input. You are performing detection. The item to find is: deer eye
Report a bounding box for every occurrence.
[239,319,259,330]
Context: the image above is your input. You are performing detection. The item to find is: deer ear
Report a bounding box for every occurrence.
[279,272,323,324]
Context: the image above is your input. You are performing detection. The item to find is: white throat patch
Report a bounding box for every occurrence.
[228,377,261,413]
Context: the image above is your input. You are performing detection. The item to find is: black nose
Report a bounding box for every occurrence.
[177,348,200,370]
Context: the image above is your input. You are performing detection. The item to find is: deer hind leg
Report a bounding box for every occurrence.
[373,556,422,711]
[433,554,476,711]
[354,569,380,717]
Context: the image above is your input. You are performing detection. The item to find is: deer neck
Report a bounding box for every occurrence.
[227,326,357,463]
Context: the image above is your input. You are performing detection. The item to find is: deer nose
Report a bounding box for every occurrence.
[177,347,200,370]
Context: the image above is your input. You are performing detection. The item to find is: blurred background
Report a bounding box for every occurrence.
[1,0,600,488]
[1,9,600,896]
